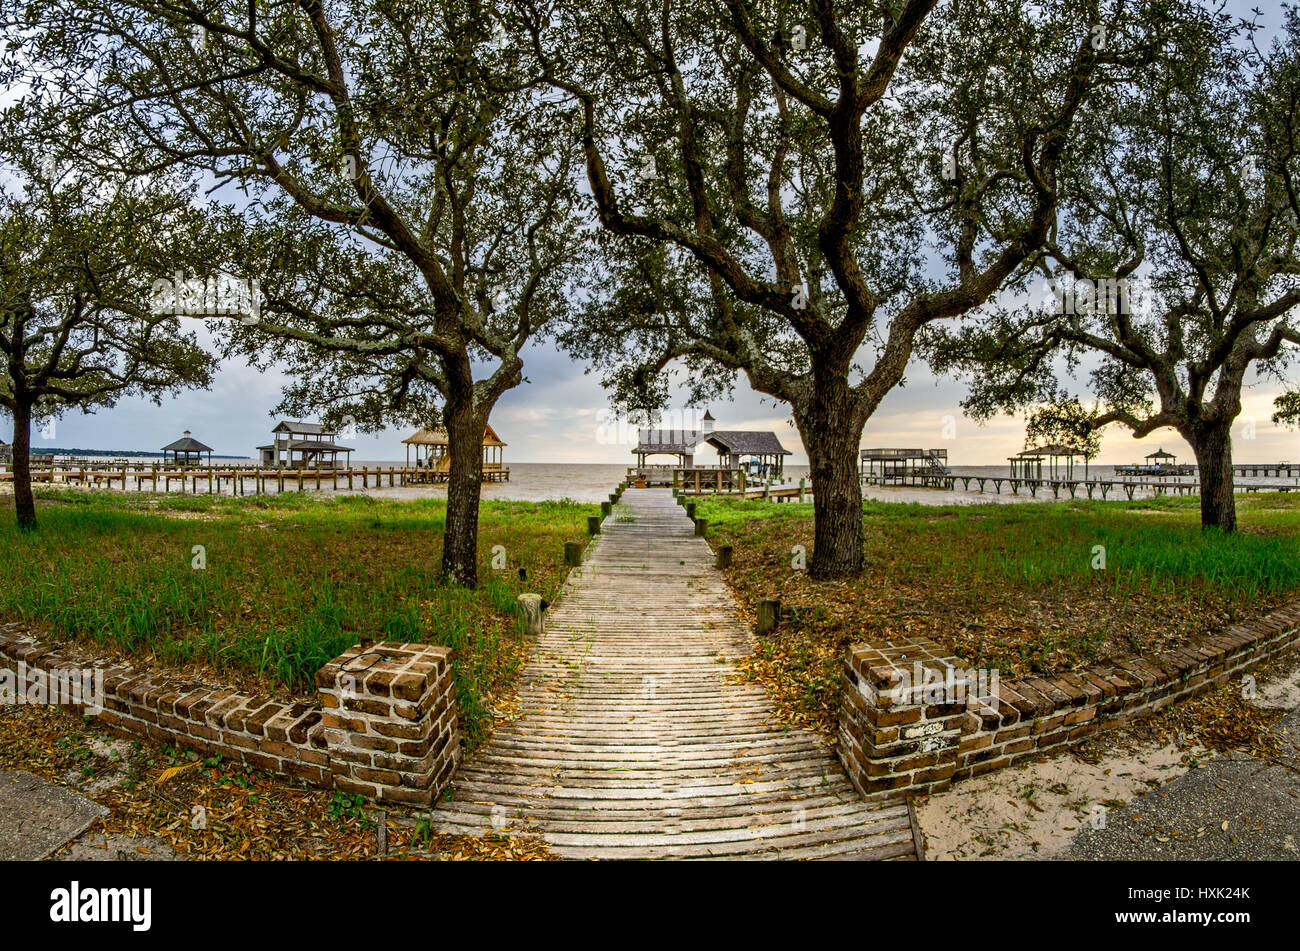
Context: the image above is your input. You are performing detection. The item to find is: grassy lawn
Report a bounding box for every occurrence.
[698,492,1300,738]
[0,489,594,750]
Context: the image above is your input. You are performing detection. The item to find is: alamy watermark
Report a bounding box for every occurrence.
[596,408,708,447]
[0,662,105,715]
[1036,272,1151,318]
[150,270,261,324]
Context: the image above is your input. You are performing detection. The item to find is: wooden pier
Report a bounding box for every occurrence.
[626,465,746,490]
[429,488,915,859]
[1232,462,1300,478]
[864,471,1299,500]
[0,462,464,496]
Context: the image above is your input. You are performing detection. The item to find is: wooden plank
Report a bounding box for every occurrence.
[430,487,913,860]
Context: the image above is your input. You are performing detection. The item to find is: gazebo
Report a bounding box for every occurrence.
[1009,444,1091,481]
[402,423,508,480]
[1146,449,1177,466]
[161,431,213,468]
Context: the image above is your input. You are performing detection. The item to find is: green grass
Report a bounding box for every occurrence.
[698,493,1300,602]
[696,491,1300,735]
[0,489,594,750]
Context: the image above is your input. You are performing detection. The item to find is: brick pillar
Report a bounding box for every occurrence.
[838,638,976,804]
[315,641,461,806]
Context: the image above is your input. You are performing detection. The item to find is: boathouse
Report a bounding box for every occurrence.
[257,421,353,469]
[633,411,791,478]
[860,448,949,483]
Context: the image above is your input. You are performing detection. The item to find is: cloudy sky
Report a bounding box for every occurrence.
[13,0,1298,467]
[21,317,1296,467]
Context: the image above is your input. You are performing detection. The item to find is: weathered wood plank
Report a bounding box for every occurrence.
[431,488,914,860]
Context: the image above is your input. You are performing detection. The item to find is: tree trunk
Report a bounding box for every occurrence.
[441,392,485,587]
[11,398,36,530]
[799,380,866,579]
[1188,423,1236,532]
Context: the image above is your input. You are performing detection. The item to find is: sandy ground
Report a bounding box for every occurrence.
[914,662,1300,860]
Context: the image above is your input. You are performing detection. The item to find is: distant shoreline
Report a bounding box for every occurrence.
[27,449,252,460]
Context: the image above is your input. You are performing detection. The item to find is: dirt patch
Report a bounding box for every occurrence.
[914,644,1300,860]
[0,702,554,861]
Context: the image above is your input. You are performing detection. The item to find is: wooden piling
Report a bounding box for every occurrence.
[756,599,781,634]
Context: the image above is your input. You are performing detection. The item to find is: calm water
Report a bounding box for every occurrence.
[360,462,811,504]
[10,459,1297,506]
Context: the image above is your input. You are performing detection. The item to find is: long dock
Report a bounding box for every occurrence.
[430,488,915,860]
[0,463,506,495]
[864,472,1298,499]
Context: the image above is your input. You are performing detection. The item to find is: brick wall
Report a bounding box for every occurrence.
[838,602,1300,804]
[0,626,460,807]
[316,642,460,804]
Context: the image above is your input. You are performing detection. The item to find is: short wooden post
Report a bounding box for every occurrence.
[601,501,612,517]
[564,541,583,566]
[587,514,601,535]
[694,517,708,537]
[798,478,806,503]
[756,599,781,634]
[716,544,733,568]
[516,593,546,637]
[685,502,696,519]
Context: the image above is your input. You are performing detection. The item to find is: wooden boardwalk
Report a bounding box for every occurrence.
[431,488,916,860]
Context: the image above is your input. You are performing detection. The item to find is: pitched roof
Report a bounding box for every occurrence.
[1146,448,1176,459]
[161,434,213,453]
[272,420,334,436]
[705,431,792,455]
[1015,444,1088,457]
[634,429,791,455]
[402,423,506,447]
[287,439,353,452]
[634,429,700,453]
